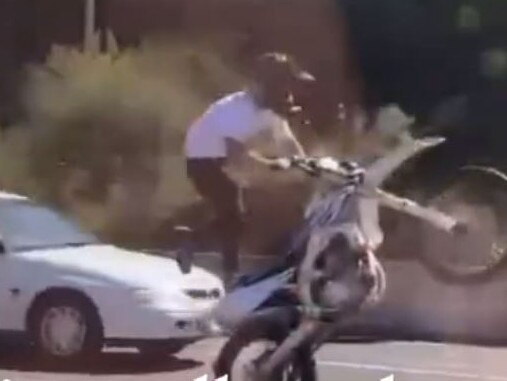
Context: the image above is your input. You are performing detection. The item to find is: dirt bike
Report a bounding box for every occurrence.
[171,156,507,286]
[171,151,507,284]
[211,135,507,381]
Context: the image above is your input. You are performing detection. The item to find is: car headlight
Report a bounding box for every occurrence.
[184,288,222,300]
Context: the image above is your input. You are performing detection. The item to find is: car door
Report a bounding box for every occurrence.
[0,241,23,331]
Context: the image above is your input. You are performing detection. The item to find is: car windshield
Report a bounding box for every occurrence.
[0,200,98,252]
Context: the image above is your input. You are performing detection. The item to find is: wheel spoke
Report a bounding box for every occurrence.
[422,174,507,281]
[39,305,87,357]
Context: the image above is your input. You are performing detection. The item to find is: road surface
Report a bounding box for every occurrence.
[2,339,507,381]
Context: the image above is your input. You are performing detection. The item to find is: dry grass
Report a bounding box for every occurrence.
[0,36,245,246]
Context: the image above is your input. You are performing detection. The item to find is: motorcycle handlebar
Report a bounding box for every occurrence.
[270,155,461,235]
[276,156,365,184]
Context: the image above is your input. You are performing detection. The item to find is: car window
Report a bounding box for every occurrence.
[0,200,98,252]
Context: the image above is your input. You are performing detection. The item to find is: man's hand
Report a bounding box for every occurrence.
[269,157,292,170]
[452,221,469,236]
[248,151,292,170]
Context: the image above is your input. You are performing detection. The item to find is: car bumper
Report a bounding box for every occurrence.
[104,337,198,349]
[101,305,223,340]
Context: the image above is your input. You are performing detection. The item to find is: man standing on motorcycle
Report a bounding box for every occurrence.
[183,52,315,286]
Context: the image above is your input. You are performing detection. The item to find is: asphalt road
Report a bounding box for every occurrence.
[2,339,507,381]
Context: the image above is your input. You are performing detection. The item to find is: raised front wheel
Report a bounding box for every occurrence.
[419,167,507,283]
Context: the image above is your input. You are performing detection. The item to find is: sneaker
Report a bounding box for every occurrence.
[176,244,195,274]
[174,226,195,274]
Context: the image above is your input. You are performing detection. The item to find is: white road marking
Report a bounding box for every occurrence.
[199,339,507,380]
[317,360,507,381]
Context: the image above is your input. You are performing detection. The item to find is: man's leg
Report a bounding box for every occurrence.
[215,185,244,284]
[205,171,244,285]
[186,159,244,283]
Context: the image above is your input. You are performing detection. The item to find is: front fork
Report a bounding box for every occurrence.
[256,318,324,381]
[256,312,351,381]
[256,247,385,380]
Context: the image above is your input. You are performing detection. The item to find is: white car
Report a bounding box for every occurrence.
[0,191,224,361]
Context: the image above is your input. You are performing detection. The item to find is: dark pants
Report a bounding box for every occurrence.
[186,158,244,275]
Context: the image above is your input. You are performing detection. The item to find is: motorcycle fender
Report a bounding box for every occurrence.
[212,271,292,329]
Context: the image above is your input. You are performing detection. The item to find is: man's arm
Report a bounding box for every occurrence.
[225,137,293,169]
[247,121,306,168]
[224,113,306,168]
[248,120,306,167]
[274,120,306,157]
[247,150,288,167]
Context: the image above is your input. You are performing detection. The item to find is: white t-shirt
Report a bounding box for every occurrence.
[185,91,292,158]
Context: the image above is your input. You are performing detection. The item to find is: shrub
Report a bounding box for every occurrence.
[0,127,37,196]
[13,35,244,244]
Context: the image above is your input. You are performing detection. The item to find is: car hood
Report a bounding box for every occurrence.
[16,244,223,291]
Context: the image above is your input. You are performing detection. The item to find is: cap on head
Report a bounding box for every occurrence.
[254,52,315,85]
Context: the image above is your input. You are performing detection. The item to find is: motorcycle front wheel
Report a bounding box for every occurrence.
[419,166,507,284]
[213,307,316,381]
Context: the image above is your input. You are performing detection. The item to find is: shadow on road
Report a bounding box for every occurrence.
[0,347,202,375]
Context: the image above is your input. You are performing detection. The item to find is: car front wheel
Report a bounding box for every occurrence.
[29,291,103,364]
